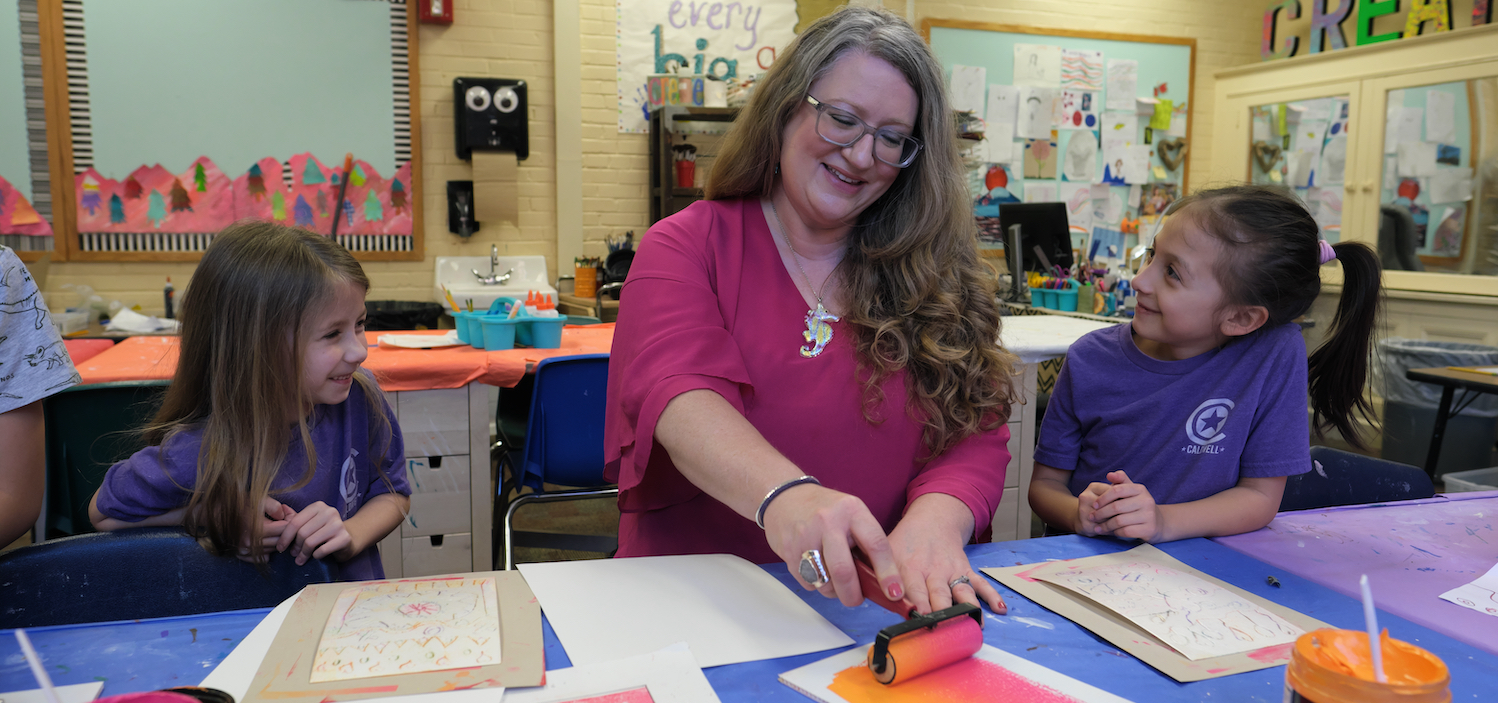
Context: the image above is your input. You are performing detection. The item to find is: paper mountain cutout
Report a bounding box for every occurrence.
[0,174,55,237]
[75,154,412,236]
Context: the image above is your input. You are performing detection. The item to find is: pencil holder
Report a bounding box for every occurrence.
[515,318,534,347]
[527,318,566,349]
[479,316,518,351]
[1057,287,1078,312]
[452,311,479,345]
[1041,289,1059,309]
[574,265,597,298]
[1029,288,1043,308]
[1077,284,1096,314]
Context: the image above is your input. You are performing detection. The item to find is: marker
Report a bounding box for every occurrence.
[1360,574,1387,683]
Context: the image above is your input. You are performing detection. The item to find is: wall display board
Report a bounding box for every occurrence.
[1,0,55,252]
[924,20,1194,262]
[38,0,422,261]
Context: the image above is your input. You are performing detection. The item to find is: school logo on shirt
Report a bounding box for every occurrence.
[1183,398,1234,454]
[339,448,360,517]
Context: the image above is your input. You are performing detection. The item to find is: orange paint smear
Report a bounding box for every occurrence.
[829,659,1084,703]
[1299,630,1447,686]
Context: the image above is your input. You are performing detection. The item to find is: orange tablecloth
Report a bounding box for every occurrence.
[75,325,615,390]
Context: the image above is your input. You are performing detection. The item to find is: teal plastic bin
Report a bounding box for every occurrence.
[527,318,566,349]
[452,311,480,345]
[480,316,519,351]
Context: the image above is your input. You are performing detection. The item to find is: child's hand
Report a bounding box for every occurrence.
[1089,470,1165,542]
[1074,481,1113,537]
[238,497,295,563]
[276,501,353,565]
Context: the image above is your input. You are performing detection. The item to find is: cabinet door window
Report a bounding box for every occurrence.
[1248,96,1351,242]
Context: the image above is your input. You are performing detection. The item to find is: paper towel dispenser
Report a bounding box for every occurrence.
[454,77,528,161]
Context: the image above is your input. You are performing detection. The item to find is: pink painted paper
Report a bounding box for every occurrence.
[75,157,234,233]
[0,174,53,236]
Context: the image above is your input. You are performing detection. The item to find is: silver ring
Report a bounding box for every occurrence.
[799,549,829,588]
[949,574,971,589]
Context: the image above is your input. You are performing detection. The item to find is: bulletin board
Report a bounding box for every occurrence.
[923,19,1194,260]
[1,0,56,253]
[39,0,422,262]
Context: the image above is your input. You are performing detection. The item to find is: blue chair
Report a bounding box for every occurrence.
[1279,446,1435,512]
[0,527,339,628]
[494,354,618,570]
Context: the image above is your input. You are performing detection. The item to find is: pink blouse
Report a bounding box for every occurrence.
[604,198,1011,563]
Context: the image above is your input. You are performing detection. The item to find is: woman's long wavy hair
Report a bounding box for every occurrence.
[707,6,1017,456]
[143,221,394,562]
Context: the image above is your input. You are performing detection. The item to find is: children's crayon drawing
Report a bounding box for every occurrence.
[310,577,502,682]
[1032,558,1303,660]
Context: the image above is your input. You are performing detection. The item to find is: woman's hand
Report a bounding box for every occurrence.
[275,501,354,565]
[1087,470,1164,542]
[762,484,904,608]
[890,494,1006,615]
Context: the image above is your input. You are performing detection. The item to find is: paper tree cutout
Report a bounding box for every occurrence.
[169,179,193,212]
[316,190,329,215]
[147,190,167,227]
[124,176,142,200]
[350,164,366,187]
[391,179,406,212]
[81,178,102,215]
[247,163,267,201]
[110,193,125,223]
[294,194,314,226]
[194,163,208,192]
[9,197,39,225]
[342,198,354,225]
[302,158,326,185]
[363,189,382,222]
[272,191,287,221]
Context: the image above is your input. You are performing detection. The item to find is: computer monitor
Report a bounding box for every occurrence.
[998,202,1073,273]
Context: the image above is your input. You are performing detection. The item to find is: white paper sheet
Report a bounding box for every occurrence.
[1440,563,1498,618]
[779,644,1135,703]
[1059,89,1099,130]
[988,135,1016,164]
[1105,59,1138,111]
[1252,112,1271,143]
[1127,184,1142,209]
[1095,189,1125,227]
[0,682,104,703]
[1384,155,1399,190]
[311,578,502,682]
[519,554,853,668]
[1063,131,1097,182]
[1425,90,1456,144]
[1062,182,1093,232]
[1391,107,1425,153]
[1294,119,1329,155]
[1024,182,1059,204]
[1318,135,1348,185]
[1014,44,1062,87]
[1100,138,1129,185]
[1061,49,1104,91]
[1122,145,1151,185]
[986,84,1020,129]
[949,65,987,117]
[1090,183,1110,202]
[500,644,720,703]
[1429,168,1474,203]
[1397,142,1439,178]
[989,113,1017,143]
[380,331,463,348]
[1101,111,1137,141]
[1166,105,1187,138]
[1287,149,1317,188]
[1017,87,1058,140]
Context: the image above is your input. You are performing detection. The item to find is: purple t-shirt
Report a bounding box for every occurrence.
[96,378,409,580]
[1035,322,1310,504]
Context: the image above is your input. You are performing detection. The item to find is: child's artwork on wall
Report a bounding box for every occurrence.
[310,577,502,682]
[1059,90,1099,130]
[1063,131,1097,182]
[1105,58,1138,111]
[74,155,412,236]
[1023,137,1058,179]
[1017,87,1058,140]
[1061,182,1093,232]
[1140,183,1177,218]
[1060,49,1103,92]
[0,174,52,236]
[1029,553,1305,661]
[1013,44,1062,87]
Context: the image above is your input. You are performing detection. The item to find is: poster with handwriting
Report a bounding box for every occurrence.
[310,577,502,681]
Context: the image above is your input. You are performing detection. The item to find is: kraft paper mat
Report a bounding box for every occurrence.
[240,571,544,703]
[983,544,1329,682]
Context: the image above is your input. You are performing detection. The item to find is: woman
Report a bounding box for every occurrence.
[605,6,1017,615]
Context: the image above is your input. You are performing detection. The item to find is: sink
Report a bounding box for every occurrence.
[434,255,556,312]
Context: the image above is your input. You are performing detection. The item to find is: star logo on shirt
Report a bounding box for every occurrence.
[1185,398,1235,446]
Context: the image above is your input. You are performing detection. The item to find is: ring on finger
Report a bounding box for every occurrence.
[799,549,830,588]
[949,574,971,589]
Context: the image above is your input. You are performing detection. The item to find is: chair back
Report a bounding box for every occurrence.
[0,527,339,628]
[518,354,610,490]
[1280,446,1435,512]
[1378,204,1424,272]
[41,381,170,539]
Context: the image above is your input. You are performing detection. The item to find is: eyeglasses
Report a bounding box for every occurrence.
[805,95,922,168]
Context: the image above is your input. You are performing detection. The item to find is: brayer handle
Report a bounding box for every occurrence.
[853,548,918,619]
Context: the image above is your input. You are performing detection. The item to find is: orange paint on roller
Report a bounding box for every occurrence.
[1285,629,1450,702]
[830,656,1087,703]
[868,615,983,685]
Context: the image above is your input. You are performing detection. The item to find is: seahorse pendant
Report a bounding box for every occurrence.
[800,303,839,358]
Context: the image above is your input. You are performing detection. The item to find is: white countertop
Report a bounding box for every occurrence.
[999,314,1121,363]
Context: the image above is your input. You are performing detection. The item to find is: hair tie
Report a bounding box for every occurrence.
[1318,239,1337,266]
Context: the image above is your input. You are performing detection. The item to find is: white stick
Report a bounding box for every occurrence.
[1360,574,1387,683]
[14,630,63,703]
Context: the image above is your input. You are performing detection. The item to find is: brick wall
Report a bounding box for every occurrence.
[37,0,1263,313]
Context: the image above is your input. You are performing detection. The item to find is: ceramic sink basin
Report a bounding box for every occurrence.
[434,255,556,312]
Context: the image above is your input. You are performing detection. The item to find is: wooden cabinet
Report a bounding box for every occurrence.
[990,363,1038,542]
[649,107,737,224]
[1211,25,1498,298]
[377,383,493,578]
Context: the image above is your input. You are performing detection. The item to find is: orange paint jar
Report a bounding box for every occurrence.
[1284,629,1450,703]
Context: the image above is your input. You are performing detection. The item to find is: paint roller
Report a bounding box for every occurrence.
[853,551,985,685]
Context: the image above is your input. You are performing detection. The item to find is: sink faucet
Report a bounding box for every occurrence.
[472,244,513,285]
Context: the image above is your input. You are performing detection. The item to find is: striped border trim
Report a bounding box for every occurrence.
[6,0,53,251]
[67,0,412,252]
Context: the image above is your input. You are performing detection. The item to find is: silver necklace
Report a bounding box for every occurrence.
[770,199,840,358]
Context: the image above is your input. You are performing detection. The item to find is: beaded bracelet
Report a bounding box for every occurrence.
[755,476,821,529]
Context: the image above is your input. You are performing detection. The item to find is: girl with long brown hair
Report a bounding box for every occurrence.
[89,222,409,580]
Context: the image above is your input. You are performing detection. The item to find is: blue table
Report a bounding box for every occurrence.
[4,536,1496,702]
